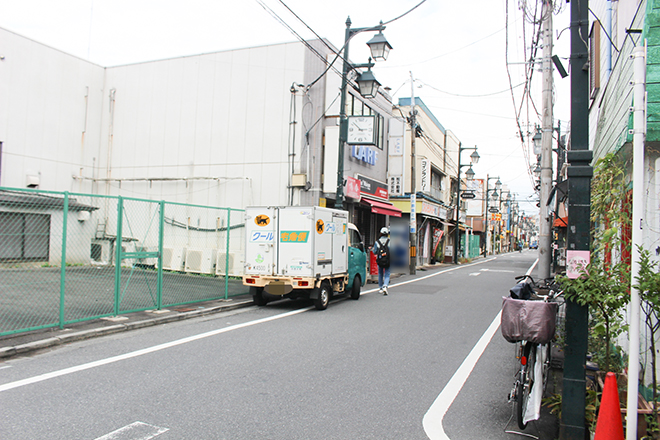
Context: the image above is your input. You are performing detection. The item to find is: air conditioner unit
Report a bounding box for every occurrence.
[91,240,113,264]
[160,247,186,271]
[215,252,236,276]
[185,248,217,274]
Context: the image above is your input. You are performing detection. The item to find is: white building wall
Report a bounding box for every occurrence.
[94,42,306,209]
[1,28,313,211]
[0,28,105,192]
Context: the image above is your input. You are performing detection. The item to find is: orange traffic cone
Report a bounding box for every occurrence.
[594,372,624,440]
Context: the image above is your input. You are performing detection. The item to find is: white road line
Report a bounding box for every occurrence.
[94,421,168,440]
[0,256,498,395]
[469,272,481,277]
[0,307,311,393]
[422,257,539,440]
[422,310,502,440]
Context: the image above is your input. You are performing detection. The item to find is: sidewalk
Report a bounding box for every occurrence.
[0,262,453,360]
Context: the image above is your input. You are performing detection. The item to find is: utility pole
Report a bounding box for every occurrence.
[409,71,417,275]
[626,42,647,440]
[538,0,553,279]
[560,0,591,437]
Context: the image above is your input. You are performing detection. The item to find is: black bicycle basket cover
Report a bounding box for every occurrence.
[510,282,534,300]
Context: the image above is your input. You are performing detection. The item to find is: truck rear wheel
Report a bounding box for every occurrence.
[314,282,331,310]
[250,286,267,306]
[350,275,361,300]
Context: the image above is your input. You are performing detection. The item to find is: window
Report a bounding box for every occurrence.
[430,169,446,202]
[0,212,50,261]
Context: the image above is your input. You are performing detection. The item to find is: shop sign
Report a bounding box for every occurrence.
[345,176,361,200]
[351,145,379,165]
[356,174,388,200]
[420,159,430,192]
[421,201,448,220]
[432,228,444,254]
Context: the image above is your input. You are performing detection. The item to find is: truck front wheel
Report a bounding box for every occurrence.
[350,275,361,300]
[251,286,267,306]
[314,282,331,310]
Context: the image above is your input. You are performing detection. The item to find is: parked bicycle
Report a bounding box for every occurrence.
[502,275,564,431]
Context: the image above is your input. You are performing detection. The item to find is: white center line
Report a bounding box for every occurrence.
[0,307,311,393]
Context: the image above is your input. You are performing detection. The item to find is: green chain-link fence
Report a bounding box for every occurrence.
[0,188,246,336]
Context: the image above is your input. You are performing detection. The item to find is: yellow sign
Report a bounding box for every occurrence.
[316,219,324,234]
[319,198,327,207]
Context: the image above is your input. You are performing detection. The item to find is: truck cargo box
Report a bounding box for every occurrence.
[244,206,348,278]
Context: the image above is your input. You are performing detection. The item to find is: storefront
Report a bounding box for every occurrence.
[390,196,452,266]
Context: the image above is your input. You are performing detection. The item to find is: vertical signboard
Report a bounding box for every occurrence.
[420,158,430,193]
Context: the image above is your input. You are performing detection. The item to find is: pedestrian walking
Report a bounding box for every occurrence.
[373,227,391,295]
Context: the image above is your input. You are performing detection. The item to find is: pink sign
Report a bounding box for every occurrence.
[566,250,590,279]
[345,176,361,200]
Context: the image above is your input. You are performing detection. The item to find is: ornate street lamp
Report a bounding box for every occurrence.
[484,175,501,256]
[366,29,393,61]
[454,145,479,264]
[355,66,381,98]
[335,17,392,209]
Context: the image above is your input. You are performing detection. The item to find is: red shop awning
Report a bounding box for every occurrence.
[361,198,402,217]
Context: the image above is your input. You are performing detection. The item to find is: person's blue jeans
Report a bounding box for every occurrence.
[378,265,390,290]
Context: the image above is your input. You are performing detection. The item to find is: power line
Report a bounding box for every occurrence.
[417,80,526,98]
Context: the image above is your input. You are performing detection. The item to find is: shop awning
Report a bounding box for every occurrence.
[361,198,402,217]
[553,216,568,228]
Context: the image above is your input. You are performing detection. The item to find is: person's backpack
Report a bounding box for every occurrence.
[376,238,391,268]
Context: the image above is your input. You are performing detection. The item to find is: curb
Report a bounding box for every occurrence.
[0,299,255,360]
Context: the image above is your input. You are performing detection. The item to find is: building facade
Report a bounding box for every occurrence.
[389,97,460,266]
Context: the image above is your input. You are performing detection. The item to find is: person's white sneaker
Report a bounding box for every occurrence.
[378,288,383,294]
[383,286,388,296]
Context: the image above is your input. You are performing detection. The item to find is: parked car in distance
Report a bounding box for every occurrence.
[529,241,538,249]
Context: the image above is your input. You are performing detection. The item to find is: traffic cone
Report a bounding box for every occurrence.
[594,372,624,440]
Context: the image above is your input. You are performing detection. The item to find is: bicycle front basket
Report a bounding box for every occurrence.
[501,297,558,344]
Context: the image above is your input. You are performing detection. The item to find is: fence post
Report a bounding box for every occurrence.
[114,197,124,316]
[225,209,230,300]
[59,192,69,329]
[157,200,165,309]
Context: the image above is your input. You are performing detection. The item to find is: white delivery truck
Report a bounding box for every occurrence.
[242,206,367,310]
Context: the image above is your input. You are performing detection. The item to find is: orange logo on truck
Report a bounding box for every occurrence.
[316,219,324,234]
[255,215,270,226]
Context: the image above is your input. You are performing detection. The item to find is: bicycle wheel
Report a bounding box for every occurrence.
[516,343,537,430]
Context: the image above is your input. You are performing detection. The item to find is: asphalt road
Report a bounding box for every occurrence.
[0,251,559,440]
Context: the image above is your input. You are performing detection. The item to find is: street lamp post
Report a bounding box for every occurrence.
[454,146,479,264]
[335,17,392,210]
[498,190,510,253]
[484,176,501,256]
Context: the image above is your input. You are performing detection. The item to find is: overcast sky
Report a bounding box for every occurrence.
[0,0,572,215]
